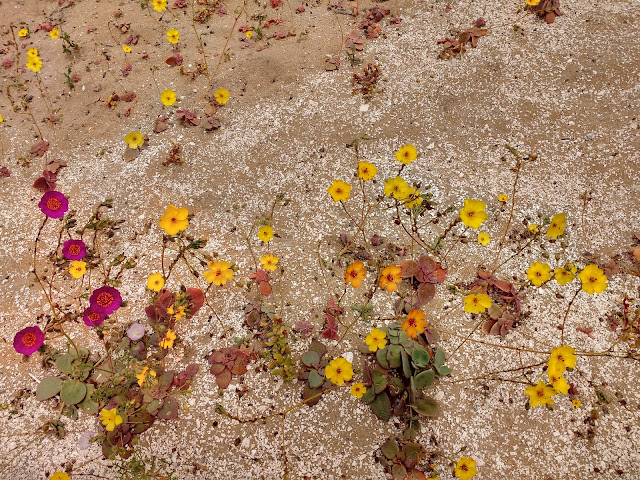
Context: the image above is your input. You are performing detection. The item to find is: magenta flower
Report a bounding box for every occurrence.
[83,309,106,327]
[13,326,45,355]
[62,239,86,260]
[89,286,122,315]
[38,191,68,218]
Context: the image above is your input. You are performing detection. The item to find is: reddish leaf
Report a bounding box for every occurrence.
[249,269,269,282]
[492,279,513,293]
[631,246,640,262]
[270,0,282,7]
[216,368,232,389]
[296,4,305,12]
[545,11,555,24]
[416,283,436,306]
[294,320,313,337]
[258,281,272,296]
[0,166,9,177]
[401,260,419,279]
[30,140,49,158]
[121,91,136,102]
[576,326,594,339]
[165,53,183,66]
[186,288,204,315]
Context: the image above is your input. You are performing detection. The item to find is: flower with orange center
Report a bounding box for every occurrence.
[203,260,234,286]
[260,254,279,271]
[379,264,402,292]
[357,161,377,181]
[344,261,366,287]
[350,383,367,398]
[159,329,176,349]
[158,205,189,235]
[401,309,427,338]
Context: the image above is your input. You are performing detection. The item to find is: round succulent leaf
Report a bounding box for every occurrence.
[55,354,75,374]
[434,348,446,367]
[413,370,435,389]
[376,347,390,369]
[308,369,324,389]
[386,345,403,369]
[411,396,438,416]
[160,371,175,390]
[130,411,154,434]
[60,380,87,405]
[215,368,232,389]
[381,438,400,459]
[401,350,412,379]
[79,384,98,415]
[210,363,225,375]
[69,346,90,359]
[411,349,430,368]
[400,442,424,468]
[387,376,405,397]
[157,396,179,420]
[435,364,452,376]
[36,376,63,400]
[308,339,327,358]
[370,392,391,421]
[371,370,387,394]
[301,351,320,368]
[361,385,376,404]
[392,464,407,480]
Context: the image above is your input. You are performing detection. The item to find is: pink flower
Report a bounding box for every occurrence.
[38,191,68,218]
[62,239,86,260]
[89,286,122,315]
[83,309,106,327]
[13,326,44,355]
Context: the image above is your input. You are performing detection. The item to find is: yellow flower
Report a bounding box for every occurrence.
[402,309,427,338]
[546,213,566,239]
[166,29,180,44]
[365,328,387,352]
[146,273,165,292]
[454,456,478,480]
[26,56,43,73]
[124,131,144,149]
[257,225,274,242]
[548,345,576,375]
[547,370,570,395]
[0,114,3,122]
[528,224,540,233]
[69,260,87,279]
[167,304,186,321]
[524,380,556,408]
[567,263,577,273]
[578,264,607,294]
[100,407,123,432]
[554,267,575,286]
[18,28,28,37]
[379,264,402,292]
[203,260,234,286]
[572,399,581,408]
[159,329,176,349]
[350,383,366,398]
[526,261,552,287]
[324,357,353,385]
[463,293,492,314]
[327,180,351,202]
[50,473,70,480]
[158,204,189,235]
[344,260,366,288]
[357,161,377,181]
[27,48,38,57]
[50,28,60,39]
[477,232,490,246]
[260,254,279,271]
[402,187,423,208]
[395,144,418,165]
[152,0,167,11]
[459,199,487,229]
[160,89,176,106]
[498,194,509,202]
[122,45,131,53]
[384,176,409,199]
[214,88,230,105]
[246,30,253,38]
[136,366,157,386]
[526,0,541,5]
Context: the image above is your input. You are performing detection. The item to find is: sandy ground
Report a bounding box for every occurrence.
[1,0,640,479]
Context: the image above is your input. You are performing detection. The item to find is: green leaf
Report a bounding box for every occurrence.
[55,354,75,374]
[36,377,63,400]
[380,438,399,459]
[411,396,438,416]
[434,348,446,367]
[399,442,423,468]
[78,385,98,415]
[413,370,435,389]
[401,350,412,379]
[69,346,89,360]
[157,396,179,420]
[392,464,407,480]
[386,345,403,369]
[308,339,327,359]
[301,351,320,368]
[435,364,452,376]
[371,392,391,421]
[376,347,389,369]
[60,380,87,405]
[372,370,387,394]
[411,349,430,368]
[361,385,375,404]
[308,369,323,389]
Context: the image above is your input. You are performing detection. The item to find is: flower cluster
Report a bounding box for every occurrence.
[525,345,576,407]
[26,46,42,73]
